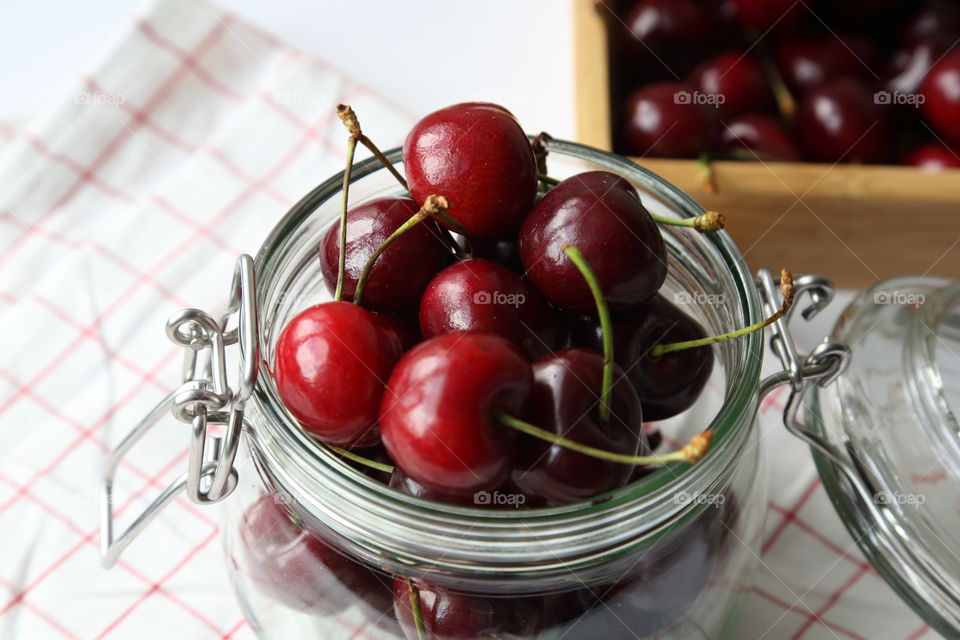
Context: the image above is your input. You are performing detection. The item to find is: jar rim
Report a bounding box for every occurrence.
[246,139,764,580]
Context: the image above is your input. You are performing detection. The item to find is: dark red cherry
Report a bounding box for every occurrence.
[731,0,808,32]
[320,197,451,313]
[391,467,543,509]
[389,467,479,506]
[372,311,421,352]
[720,114,801,161]
[457,233,523,273]
[690,52,772,118]
[775,34,874,97]
[238,494,394,618]
[901,0,960,48]
[920,50,960,142]
[621,0,709,76]
[796,78,893,163]
[393,578,542,640]
[380,332,532,495]
[520,172,666,312]
[403,103,538,238]
[561,170,639,197]
[512,348,648,505]
[275,301,402,447]
[621,82,720,158]
[903,143,960,170]
[884,38,950,98]
[575,295,714,421]
[419,258,561,360]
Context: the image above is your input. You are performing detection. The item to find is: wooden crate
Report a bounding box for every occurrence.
[573,0,960,289]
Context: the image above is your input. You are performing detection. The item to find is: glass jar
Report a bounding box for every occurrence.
[101,139,847,639]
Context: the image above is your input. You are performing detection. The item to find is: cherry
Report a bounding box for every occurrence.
[920,50,960,142]
[775,34,875,97]
[393,578,542,640]
[621,82,720,158]
[795,77,893,163]
[388,467,479,506]
[690,52,773,118]
[419,258,561,359]
[274,301,402,447]
[379,332,532,495]
[520,172,666,312]
[620,0,709,77]
[457,233,523,273]
[373,311,422,352]
[238,494,394,619]
[512,348,648,505]
[731,0,808,33]
[320,197,451,313]
[903,142,960,170]
[340,444,395,484]
[901,0,960,48]
[575,295,714,421]
[884,38,950,98]
[720,114,801,161]
[403,103,538,238]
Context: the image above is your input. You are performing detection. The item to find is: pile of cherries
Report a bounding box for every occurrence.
[612,0,960,169]
[245,102,788,639]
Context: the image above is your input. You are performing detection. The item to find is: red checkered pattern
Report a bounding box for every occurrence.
[0,0,939,638]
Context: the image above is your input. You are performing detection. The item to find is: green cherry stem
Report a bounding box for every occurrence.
[407,579,428,640]
[337,103,408,191]
[499,412,713,464]
[650,210,725,232]
[328,445,394,474]
[353,195,451,306]
[562,244,614,423]
[538,173,560,188]
[333,132,357,301]
[696,152,719,194]
[651,268,795,358]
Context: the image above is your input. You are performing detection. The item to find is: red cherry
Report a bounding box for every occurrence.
[690,51,773,118]
[419,258,561,359]
[320,197,451,313]
[274,301,402,447]
[403,103,538,238]
[621,0,709,77]
[731,0,807,32]
[720,114,801,161]
[238,495,394,618]
[519,172,666,312]
[621,82,720,158]
[795,78,893,163]
[373,312,422,352]
[388,466,479,506]
[775,34,875,96]
[920,50,960,142]
[393,578,542,640]
[379,332,532,495]
[903,143,960,170]
[884,38,950,98]
[512,348,647,505]
[458,234,524,273]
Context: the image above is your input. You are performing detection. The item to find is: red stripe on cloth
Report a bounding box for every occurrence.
[22,133,137,204]
[762,477,821,555]
[905,624,930,639]
[1,212,84,249]
[788,563,871,640]
[752,587,867,640]
[220,618,248,639]
[768,502,870,570]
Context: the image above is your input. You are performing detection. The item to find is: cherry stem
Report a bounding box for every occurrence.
[406,579,427,640]
[334,135,357,301]
[498,412,713,464]
[651,268,795,358]
[337,104,408,191]
[745,31,796,122]
[696,152,719,195]
[532,131,553,175]
[538,173,560,188]
[563,244,614,423]
[328,445,394,474]
[650,210,725,232]
[353,195,451,306]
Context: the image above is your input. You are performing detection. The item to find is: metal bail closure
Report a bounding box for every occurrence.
[100,255,259,568]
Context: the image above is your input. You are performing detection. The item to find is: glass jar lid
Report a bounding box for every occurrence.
[807,276,960,637]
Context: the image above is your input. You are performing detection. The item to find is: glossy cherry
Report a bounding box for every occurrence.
[403,103,538,238]
[274,301,402,447]
[775,34,875,97]
[795,77,893,163]
[372,311,422,352]
[576,295,715,421]
[393,578,542,640]
[621,82,720,158]
[389,467,479,506]
[920,50,960,141]
[520,172,666,312]
[320,197,451,313]
[379,332,532,495]
[720,114,801,161]
[621,0,709,76]
[512,348,648,505]
[884,38,950,98]
[690,51,773,118]
[238,494,394,618]
[419,258,561,359]
[903,143,960,170]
